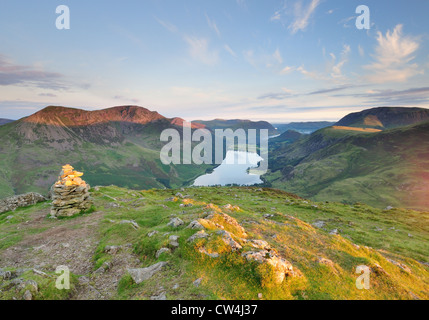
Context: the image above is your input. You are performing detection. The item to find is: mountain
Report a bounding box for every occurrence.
[274,121,335,134]
[269,130,303,144]
[194,119,278,136]
[0,185,427,300]
[0,106,213,198]
[335,107,429,130]
[265,109,429,210]
[0,119,13,126]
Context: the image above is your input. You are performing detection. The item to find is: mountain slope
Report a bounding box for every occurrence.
[194,119,278,136]
[335,107,429,129]
[0,106,212,198]
[265,120,429,210]
[274,121,335,134]
[0,119,13,126]
[0,186,427,300]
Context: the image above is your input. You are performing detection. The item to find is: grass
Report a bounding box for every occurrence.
[1,185,428,300]
[88,186,428,300]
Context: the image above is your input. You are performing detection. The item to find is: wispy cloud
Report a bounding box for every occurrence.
[0,54,65,89]
[224,44,237,58]
[335,86,429,105]
[289,0,321,34]
[205,13,221,37]
[184,36,219,65]
[330,44,350,79]
[154,16,178,33]
[364,24,422,83]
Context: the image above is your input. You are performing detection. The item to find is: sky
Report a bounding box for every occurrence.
[0,0,429,122]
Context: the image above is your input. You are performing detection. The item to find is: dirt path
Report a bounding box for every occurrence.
[0,207,141,300]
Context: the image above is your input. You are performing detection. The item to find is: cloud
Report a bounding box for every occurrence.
[224,44,237,58]
[205,13,221,37]
[0,54,65,89]
[154,16,178,33]
[288,0,321,34]
[184,36,219,65]
[364,24,422,83]
[272,49,283,64]
[358,45,365,57]
[38,93,57,98]
[335,86,429,105]
[113,95,139,104]
[330,44,350,78]
[280,66,294,74]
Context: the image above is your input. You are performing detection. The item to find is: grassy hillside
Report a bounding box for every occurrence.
[335,107,429,129]
[265,121,429,210]
[0,112,213,198]
[0,186,427,300]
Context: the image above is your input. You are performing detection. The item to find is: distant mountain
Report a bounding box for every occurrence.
[269,130,303,144]
[0,119,13,126]
[194,119,278,135]
[335,106,429,129]
[274,121,335,134]
[265,108,429,210]
[0,106,213,198]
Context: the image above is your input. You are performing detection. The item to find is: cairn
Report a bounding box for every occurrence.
[50,164,92,217]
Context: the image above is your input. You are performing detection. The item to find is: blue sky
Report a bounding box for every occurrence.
[1,0,428,122]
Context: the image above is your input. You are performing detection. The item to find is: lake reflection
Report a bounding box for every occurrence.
[193,151,264,186]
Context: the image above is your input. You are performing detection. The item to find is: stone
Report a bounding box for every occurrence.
[94,261,111,274]
[128,262,168,284]
[151,291,167,300]
[167,217,184,228]
[193,278,203,287]
[104,245,120,254]
[187,220,204,230]
[147,230,159,237]
[217,230,242,251]
[385,206,394,210]
[313,220,326,228]
[78,276,90,285]
[120,220,140,229]
[199,247,219,258]
[329,229,339,235]
[0,193,46,214]
[23,290,32,301]
[50,165,92,218]
[242,250,295,284]
[249,240,271,250]
[317,257,335,268]
[187,230,209,242]
[156,248,171,258]
[25,280,38,292]
[175,193,184,199]
[169,235,180,248]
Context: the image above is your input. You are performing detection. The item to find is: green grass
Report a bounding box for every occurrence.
[1,185,428,300]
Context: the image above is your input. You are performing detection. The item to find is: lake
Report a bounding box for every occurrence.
[192,150,264,187]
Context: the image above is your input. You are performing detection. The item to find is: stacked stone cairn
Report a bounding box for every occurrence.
[50,164,92,217]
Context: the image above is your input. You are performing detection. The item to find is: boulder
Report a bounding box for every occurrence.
[167,217,184,228]
[169,235,180,248]
[128,262,168,284]
[242,250,295,284]
[156,248,171,258]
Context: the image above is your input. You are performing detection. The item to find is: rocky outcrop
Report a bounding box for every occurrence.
[128,262,168,284]
[0,192,46,214]
[50,165,92,217]
[242,250,295,284]
[189,209,299,286]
